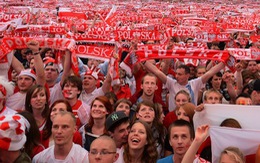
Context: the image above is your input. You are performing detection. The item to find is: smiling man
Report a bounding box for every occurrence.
[33,112,89,162]
[106,111,130,163]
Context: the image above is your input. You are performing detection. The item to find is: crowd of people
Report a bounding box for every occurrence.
[1,0,260,163]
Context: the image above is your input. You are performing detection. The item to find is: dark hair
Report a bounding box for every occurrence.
[235,93,251,101]
[62,76,83,98]
[41,48,54,59]
[17,111,42,158]
[114,98,132,111]
[177,65,190,74]
[42,99,72,140]
[25,84,49,119]
[109,118,129,133]
[168,119,195,140]
[123,120,158,163]
[104,91,118,106]
[207,72,223,89]
[220,118,242,129]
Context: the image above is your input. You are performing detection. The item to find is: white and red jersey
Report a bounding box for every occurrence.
[0,106,17,116]
[0,52,13,80]
[72,100,90,128]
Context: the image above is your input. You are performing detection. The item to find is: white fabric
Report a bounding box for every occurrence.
[193,104,260,130]
[0,106,17,116]
[49,82,64,106]
[0,52,13,80]
[33,143,89,163]
[6,92,26,111]
[166,76,204,111]
[210,126,260,163]
[114,147,124,163]
[79,87,104,106]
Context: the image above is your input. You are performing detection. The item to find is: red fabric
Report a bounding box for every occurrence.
[245,154,255,163]
[71,100,83,128]
[163,111,178,129]
[114,84,131,100]
[198,137,211,154]
[41,131,82,149]
[31,145,45,158]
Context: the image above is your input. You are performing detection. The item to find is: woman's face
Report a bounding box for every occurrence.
[30,88,47,111]
[136,104,155,124]
[128,122,147,150]
[50,102,67,121]
[175,93,189,108]
[91,100,108,119]
[115,102,130,116]
[176,107,190,122]
[158,106,165,124]
[211,75,222,90]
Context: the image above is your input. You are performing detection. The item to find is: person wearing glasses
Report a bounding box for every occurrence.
[89,135,119,163]
[32,112,88,162]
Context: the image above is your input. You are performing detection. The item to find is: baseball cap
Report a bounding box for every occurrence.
[106,111,128,131]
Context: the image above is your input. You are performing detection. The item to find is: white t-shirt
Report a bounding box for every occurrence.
[166,76,204,112]
[114,147,124,163]
[6,92,26,111]
[49,82,64,106]
[33,143,89,163]
[79,88,104,105]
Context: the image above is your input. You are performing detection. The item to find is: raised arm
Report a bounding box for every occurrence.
[11,55,24,74]
[102,73,112,93]
[27,40,45,86]
[143,60,167,84]
[181,125,209,163]
[60,50,71,86]
[201,62,225,84]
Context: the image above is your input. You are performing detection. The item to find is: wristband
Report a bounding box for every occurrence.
[33,52,40,55]
[142,60,146,65]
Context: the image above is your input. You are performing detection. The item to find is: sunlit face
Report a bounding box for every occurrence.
[115,102,131,116]
[176,107,190,122]
[175,68,189,85]
[62,82,80,100]
[205,92,222,104]
[128,122,147,150]
[50,103,68,121]
[175,93,189,108]
[52,114,76,146]
[91,100,108,119]
[30,88,47,111]
[141,75,158,97]
[136,104,155,124]
[169,126,192,156]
